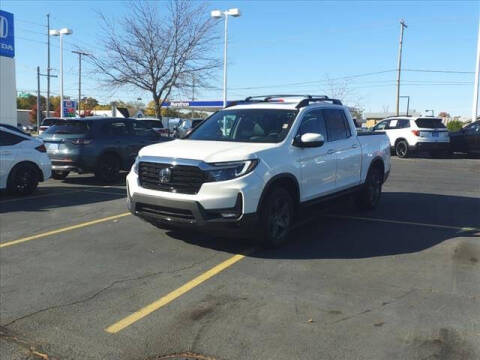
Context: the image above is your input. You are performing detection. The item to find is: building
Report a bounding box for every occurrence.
[364,111,422,128]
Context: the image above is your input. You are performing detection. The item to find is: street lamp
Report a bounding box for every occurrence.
[211,8,241,108]
[50,27,73,117]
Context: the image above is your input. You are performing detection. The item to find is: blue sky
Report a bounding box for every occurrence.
[2,0,479,116]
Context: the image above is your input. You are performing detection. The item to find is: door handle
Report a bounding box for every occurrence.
[327,149,335,155]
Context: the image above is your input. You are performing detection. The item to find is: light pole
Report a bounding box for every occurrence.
[49,28,73,118]
[211,8,241,108]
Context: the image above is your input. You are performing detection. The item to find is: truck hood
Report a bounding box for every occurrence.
[139,139,277,163]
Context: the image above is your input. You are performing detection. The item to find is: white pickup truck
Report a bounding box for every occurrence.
[126,95,391,246]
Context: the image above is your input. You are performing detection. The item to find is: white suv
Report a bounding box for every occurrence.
[127,95,391,246]
[373,116,449,158]
[0,125,51,195]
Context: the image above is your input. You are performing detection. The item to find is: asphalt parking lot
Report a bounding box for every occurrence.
[0,157,479,360]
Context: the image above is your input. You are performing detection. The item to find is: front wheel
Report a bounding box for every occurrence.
[7,163,39,196]
[51,170,70,180]
[355,166,383,210]
[259,187,294,248]
[395,140,409,158]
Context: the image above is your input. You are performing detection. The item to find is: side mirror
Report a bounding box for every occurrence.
[293,133,325,148]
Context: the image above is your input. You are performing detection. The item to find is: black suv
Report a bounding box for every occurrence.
[39,117,169,182]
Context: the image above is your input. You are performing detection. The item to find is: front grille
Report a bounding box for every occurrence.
[136,202,195,222]
[138,162,208,195]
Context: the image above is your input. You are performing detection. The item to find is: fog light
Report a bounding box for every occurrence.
[220,212,239,219]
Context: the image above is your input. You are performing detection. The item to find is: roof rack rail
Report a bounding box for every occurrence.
[225,95,342,109]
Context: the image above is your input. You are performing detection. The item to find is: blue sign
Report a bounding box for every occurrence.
[162,100,236,108]
[63,100,77,117]
[0,10,15,58]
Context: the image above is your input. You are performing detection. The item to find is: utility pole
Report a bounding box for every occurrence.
[396,19,407,116]
[72,50,89,117]
[473,20,480,123]
[46,14,51,117]
[37,67,41,131]
[37,67,58,130]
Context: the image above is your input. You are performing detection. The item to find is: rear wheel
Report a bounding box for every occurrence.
[95,153,120,183]
[259,187,294,248]
[51,170,70,180]
[395,140,409,158]
[7,163,39,196]
[355,166,383,210]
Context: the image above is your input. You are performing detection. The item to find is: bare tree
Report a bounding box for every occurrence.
[88,0,220,118]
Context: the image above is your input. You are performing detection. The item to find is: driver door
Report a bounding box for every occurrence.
[293,109,336,201]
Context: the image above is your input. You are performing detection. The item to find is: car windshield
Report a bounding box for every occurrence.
[45,120,91,135]
[415,118,446,129]
[187,109,298,143]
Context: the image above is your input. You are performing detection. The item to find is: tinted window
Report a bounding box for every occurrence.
[45,120,91,135]
[323,109,350,141]
[297,110,327,137]
[132,121,154,136]
[0,130,25,146]
[397,119,410,128]
[42,118,62,127]
[142,120,163,128]
[0,124,30,136]
[415,118,446,129]
[102,121,129,136]
[188,109,298,143]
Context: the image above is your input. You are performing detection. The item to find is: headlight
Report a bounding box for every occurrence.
[133,157,140,174]
[206,159,259,182]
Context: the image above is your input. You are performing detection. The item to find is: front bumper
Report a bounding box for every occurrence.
[126,170,262,236]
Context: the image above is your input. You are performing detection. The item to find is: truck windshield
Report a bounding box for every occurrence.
[187,109,298,143]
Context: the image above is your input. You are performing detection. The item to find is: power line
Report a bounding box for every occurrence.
[404,69,475,74]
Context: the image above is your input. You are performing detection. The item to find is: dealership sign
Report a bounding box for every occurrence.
[63,100,77,117]
[0,10,14,58]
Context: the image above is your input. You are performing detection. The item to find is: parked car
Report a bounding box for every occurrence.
[39,117,64,135]
[450,120,480,155]
[372,116,449,158]
[174,118,204,138]
[126,95,391,247]
[0,125,51,195]
[39,117,169,182]
[2,123,31,137]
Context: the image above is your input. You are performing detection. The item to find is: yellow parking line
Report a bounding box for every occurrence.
[0,213,131,248]
[105,253,248,334]
[325,214,479,232]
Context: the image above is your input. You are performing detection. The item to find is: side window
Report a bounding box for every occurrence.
[0,130,25,146]
[323,109,350,141]
[297,110,327,137]
[102,121,129,136]
[398,119,410,128]
[375,120,390,130]
[131,121,153,136]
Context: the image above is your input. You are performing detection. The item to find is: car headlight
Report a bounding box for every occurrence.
[133,157,140,174]
[206,159,259,182]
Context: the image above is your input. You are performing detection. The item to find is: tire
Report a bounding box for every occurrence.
[51,170,70,180]
[395,140,409,158]
[355,165,383,211]
[7,163,39,196]
[259,187,294,248]
[95,153,120,183]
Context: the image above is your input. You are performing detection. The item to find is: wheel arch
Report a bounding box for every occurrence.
[366,156,385,183]
[9,160,44,182]
[256,173,300,213]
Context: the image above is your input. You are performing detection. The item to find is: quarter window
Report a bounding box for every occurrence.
[323,109,350,141]
[0,130,25,146]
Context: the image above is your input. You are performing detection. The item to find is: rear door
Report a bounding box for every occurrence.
[323,108,362,190]
[294,109,336,200]
[0,129,24,188]
[464,122,480,152]
[100,120,134,168]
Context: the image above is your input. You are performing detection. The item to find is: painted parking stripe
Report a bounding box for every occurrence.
[0,213,131,248]
[105,252,249,334]
[324,214,479,232]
